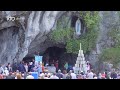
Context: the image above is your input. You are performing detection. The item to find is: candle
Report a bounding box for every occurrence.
[80,43,81,50]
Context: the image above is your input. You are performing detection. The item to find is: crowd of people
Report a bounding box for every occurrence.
[0,59,119,79]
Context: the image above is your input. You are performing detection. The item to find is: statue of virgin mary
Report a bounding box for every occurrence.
[75,18,81,35]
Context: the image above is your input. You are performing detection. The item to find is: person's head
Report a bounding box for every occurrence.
[9,72,12,76]
[91,69,94,72]
[52,64,54,66]
[44,73,48,77]
[30,62,33,65]
[16,74,22,79]
[69,70,72,73]
[58,70,61,73]
[16,70,19,73]
[22,74,24,77]
[63,70,67,74]
[80,71,84,75]
[87,70,90,73]
[32,59,35,62]
[28,72,32,75]
[8,63,11,67]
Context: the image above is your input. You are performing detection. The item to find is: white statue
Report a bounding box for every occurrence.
[75,18,81,35]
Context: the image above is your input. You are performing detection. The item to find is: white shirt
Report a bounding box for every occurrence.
[4,70,9,76]
[93,77,98,79]
[50,75,59,79]
[87,72,94,79]
[47,66,56,73]
[71,73,77,79]
[26,75,34,79]
[24,65,28,72]
[44,77,50,79]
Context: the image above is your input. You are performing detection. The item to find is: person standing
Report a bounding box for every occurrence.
[0,64,4,74]
[37,62,42,74]
[55,60,59,72]
[70,70,77,79]
[28,62,34,72]
[0,73,3,79]
[64,62,68,71]
[50,73,59,79]
[12,62,18,72]
[6,63,12,72]
[111,70,117,79]
[4,67,9,76]
[98,72,102,79]
[18,61,26,73]
[66,72,72,79]
[42,63,45,73]
[6,72,15,79]
[32,59,35,66]
[56,70,63,79]
[16,73,22,79]
[87,70,94,79]
[26,72,34,79]
[62,70,67,79]
[24,63,28,72]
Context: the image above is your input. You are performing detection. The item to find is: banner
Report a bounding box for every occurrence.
[35,55,43,62]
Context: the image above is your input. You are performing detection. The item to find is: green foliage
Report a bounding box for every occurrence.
[99,21,120,67]
[66,28,98,54]
[79,11,100,29]
[99,47,120,68]
[108,27,120,47]
[50,11,99,54]
[50,28,74,44]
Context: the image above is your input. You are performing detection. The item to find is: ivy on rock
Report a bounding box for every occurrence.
[99,47,120,68]
[50,11,100,54]
[99,21,120,67]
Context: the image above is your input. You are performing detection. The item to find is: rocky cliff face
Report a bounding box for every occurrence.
[0,11,119,68]
[88,11,120,71]
[0,11,66,65]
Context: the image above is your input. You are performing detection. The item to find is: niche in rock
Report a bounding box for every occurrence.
[71,16,84,34]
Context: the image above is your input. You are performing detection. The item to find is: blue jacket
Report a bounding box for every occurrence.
[18,64,25,72]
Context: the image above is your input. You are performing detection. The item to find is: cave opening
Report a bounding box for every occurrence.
[23,57,34,63]
[43,46,66,69]
[23,46,67,69]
